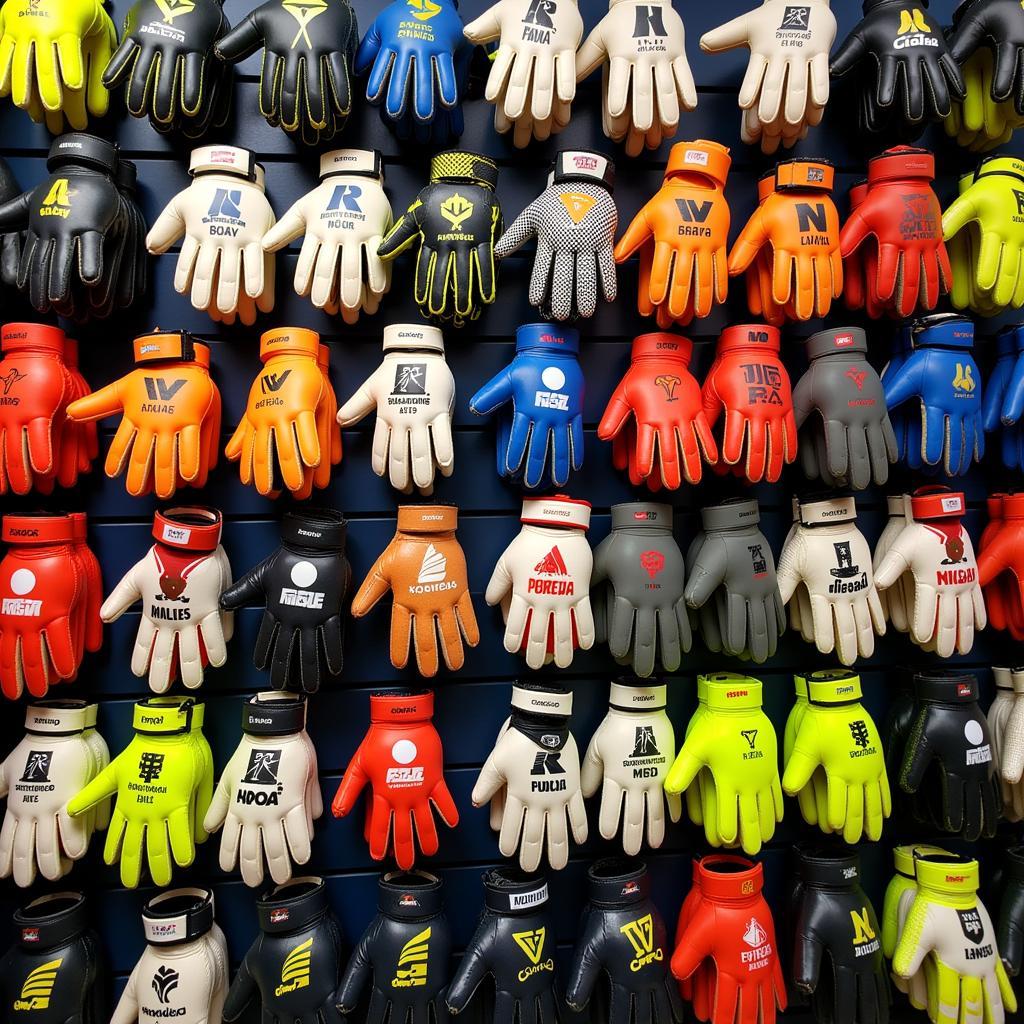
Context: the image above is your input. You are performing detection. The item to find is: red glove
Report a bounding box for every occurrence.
[979,493,1024,637]
[701,325,797,483]
[331,690,458,869]
[840,146,951,319]
[61,339,98,487]
[598,334,718,490]
[672,856,787,1024]
[980,494,1012,635]
[70,512,103,671]
[842,181,869,313]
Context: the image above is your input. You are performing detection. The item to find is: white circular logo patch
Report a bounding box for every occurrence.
[10,569,36,596]
[290,561,318,588]
[964,721,984,745]
[392,740,418,764]
[541,366,566,391]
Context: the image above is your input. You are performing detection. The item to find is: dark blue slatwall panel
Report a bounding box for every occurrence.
[0,0,1022,1020]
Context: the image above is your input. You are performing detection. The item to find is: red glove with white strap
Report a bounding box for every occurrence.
[331,689,458,870]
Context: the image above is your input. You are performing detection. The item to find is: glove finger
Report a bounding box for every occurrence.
[413,610,440,677]
[436,606,467,672]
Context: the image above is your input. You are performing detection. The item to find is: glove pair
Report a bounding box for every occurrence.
[576,0,698,155]
[0,0,116,132]
[470,323,584,490]
[66,330,221,500]
[100,506,233,693]
[264,149,392,323]
[227,328,341,500]
[983,324,1024,468]
[701,0,836,153]
[0,322,97,496]
[0,512,103,700]
[147,144,276,326]
[67,696,214,888]
[987,667,1024,823]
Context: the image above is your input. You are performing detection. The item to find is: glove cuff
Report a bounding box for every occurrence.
[1004,493,1024,518]
[910,313,974,351]
[997,324,1023,357]
[258,877,329,934]
[379,870,444,920]
[189,143,260,183]
[143,888,215,945]
[520,495,591,530]
[47,132,119,176]
[133,696,204,736]
[609,679,666,711]
[630,333,692,364]
[1,322,66,357]
[775,158,834,192]
[1012,669,1024,696]
[848,180,868,207]
[914,855,980,900]
[797,496,857,526]
[696,855,762,901]
[383,324,445,355]
[430,151,498,190]
[976,154,1024,184]
[281,508,347,552]
[1005,847,1024,884]
[396,504,457,534]
[15,892,88,951]
[260,326,320,362]
[132,330,205,367]
[243,692,307,736]
[797,848,861,889]
[369,689,434,725]
[119,158,138,195]
[153,506,222,552]
[892,843,950,879]
[805,670,863,705]
[993,667,1014,691]
[610,502,672,532]
[25,700,90,735]
[703,674,763,712]
[805,327,867,361]
[909,488,965,520]
[868,146,934,184]
[887,494,907,516]
[665,140,731,189]
[716,324,781,357]
[511,682,573,717]
[792,674,808,701]
[588,858,649,907]
[320,148,384,182]
[3,513,75,546]
[700,498,760,533]
[552,150,615,191]
[912,671,979,705]
[514,322,580,356]
[483,868,549,914]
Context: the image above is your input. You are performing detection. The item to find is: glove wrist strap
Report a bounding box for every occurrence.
[520,495,591,530]
[132,330,203,367]
[868,146,934,184]
[260,327,320,362]
[909,489,965,520]
[383,324,445,355]
[153,507,222,552]
[379,870,444,920]
[15,892,88,950]
[143,888,215,945]
[396,505,457,535]
[609,680,666,711]
[132,697,202,736]
[805,670,863,706]
[369,690,433,724]
[430,151,498,190]
[797,850,861,889]
[610,502,672,532]
[588,858,649,907]
[189,144,260,184]
[552,150,615,191]
[3,514,75,546]
[703,675,763,712]
[993,666,1013,691]
[893,843,949,879]
[1012,670,1024,696]
[997,325,1022,357]
[914,855,980,904]
[700,498,760,533]
[1,322,66,357]
[716,324,781,357]
[696,856,763,901]
[887,494,907,516]
[798,497,857,527]
[511,683,572,717]
[25,700,89,735]
[47,133,119,177]
[1004,494,1024,519]
[1005,847,1024,884]
[319,148,383,183]
[630,333,692,364]
[911,314,974,351]
[515,323,580,356]
[243,692,307,736]
[976,154,1024,184]
[281,509,347,552]
[913,671,979,704]
[664,140,731,189]
[775,158,834,192]
[258,877,329,934]
[484,868,549,914]
[806,327,867,361]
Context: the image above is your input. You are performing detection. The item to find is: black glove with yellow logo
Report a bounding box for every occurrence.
[378,150,503,327]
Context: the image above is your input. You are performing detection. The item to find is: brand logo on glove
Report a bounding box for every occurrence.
[849,909,879,955]
[828,542,868,594]
[392,363,428,401]
[529,546,574,596]
[632,4,667,39]
[260,369,292,397]
[19,928,38,944]
[140,377,187,414]
[740,729,763,760]
[38,179,72,219]
[534,366,570,410]
[2,567,41,617]
[522,0,556,42]
[674,197,714,237]
[848,719,875,756]
[19,750,51,783]
[0,367,26,403]
[893,7,938,49]
[795,202,830,244]
[952,363,976,396]
[137,752,166,786]
[392,927,431,988]
[531,751,566,793]
[741,363,784,406]
[152,965,181,1005]
[326,183,364,220]
[627,725,666,779]
[558,191,597,224]
[510,885,548,910]
[899,192,940,241]
[620,915,663,972]
[844,366,867,392]
[748,544,768,578]
[155,0,195,24]
[957,908,988,949]
[439,193,475,234]
[280,560,325,609]
[282,0,329,48]
[238,750,283,806]
[639,550,665,584]
[270,908,290,924]
[204,188,245,236]
[655,374,680,402]
[12,958,62,1011]
[406,0,442,20]
[387,739,425,787]
[778,6,811,33]
[740,918,773,970]
[409,544,458,595]
[964,719,991,766]
[514,928,554,980]
[275,937,313,996]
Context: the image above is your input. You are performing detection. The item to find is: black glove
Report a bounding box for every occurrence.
[447,868,564,1024]
[220,509,350,693]
[791,848,890,1024]
[948,0,1024,113]
[214,0,358,146]
[104,0,234,136]
[378,150,503,328]
[831,0,965,136]
[898,671,1001,841]
[998,846,1024,976]
[0,892,106,1022]
[223,876,347,1024]
[337,871,451,1024]
[566,859,683,1024]
[0,157,22,288]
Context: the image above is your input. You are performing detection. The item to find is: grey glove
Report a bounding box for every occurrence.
[591,502,691,678]
[684,498,786,664]
[494,149,617,321]
[793,326,897,490]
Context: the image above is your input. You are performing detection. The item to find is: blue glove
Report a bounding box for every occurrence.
[990,323,1024,468]
[356,0,469,128]
[883,313,984,477]
[881,324,911,464]
[470,323,585,489]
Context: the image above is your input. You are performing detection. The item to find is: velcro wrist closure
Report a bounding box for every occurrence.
[521,495,591,530]
[806,670,863,705]
[913,671,978,704]
[887,494,907,516]
[143,888,214,945]
[189,144,257,181]
[25,701,88,735]
[16,892,88,950]
[976,154,1024,185]
[383,324,444,355]
[868,146,934,184]
[243,693,306,736]
[552,150,614,190]
[47,133,119,176]
[609,680,666,711]
[893,843,950,879]
[915,855,979,898]
[132,330,201,366]
[799,497,856,526]
[696,856,762,901]
[320,148,383,182]
[515,323,580,356]
[282,508,347,551]
[484,868,549,914]
[260,327,320,362]
[396,505,457,534]
[910,489,964,519]
[704,675,762,711]
[793,673,808,700]
[133,697,200,736]
[911,314,974,350]
[3,514,74,546]
[664,140,731,188]
[993,666,1013,690]
[701,498,760,532]
[630,333,692,363]
[1004,494,1024,519]
[1,322,65,356]
[153,507,222,552]
[430,150,498,189]
[1013,670,1024,696]
[610,502,672,532]
[997,324,1022,358]
[370,690,433,724]
[588,858,648,907]
[716,324,781,357]
[511,683,572,716]
[775,158,834,192]
[806,327,866,361]
[258,877,328,934]
[798,849,860,889]
[379,870,443,920]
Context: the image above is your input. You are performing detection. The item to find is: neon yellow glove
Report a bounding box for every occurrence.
[783,673,830,830]
[665,673,782,855]
[945,50,1024,153]
[66,697,213,888]
[781,669,890,843]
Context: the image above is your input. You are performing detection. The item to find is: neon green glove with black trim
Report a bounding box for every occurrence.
[66,697,213,888]
[783,673,830,830]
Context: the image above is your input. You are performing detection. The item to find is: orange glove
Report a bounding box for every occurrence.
[225,327,331,496]
[66,331,221,499]
[351,504,479,677]
[615,140,731,326]
[728,158,843,322]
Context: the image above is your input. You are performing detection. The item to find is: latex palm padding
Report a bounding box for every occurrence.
[214,0,357,145]
[665,674,783,855]
[782,671,891,844]
[66,697,213,889]
[379,150,502,326]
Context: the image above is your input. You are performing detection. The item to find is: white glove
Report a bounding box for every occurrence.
[111,888,229,1024]
[100,507,234,692]
[873,495,913,633]
[146,145,276,325]
[471,683,587,872]
[701,0,836,154]
[776,496,885,665]
[987,667,1018,821]
[581,679,680,856]
[575,0,698,156]
[262,148,392,324]
[464,0,584,144]
[0,702,102,887]
[485,495,595,669]
[336,324,455,495]
[203,692,322,888]
[1000,669,1024,796]
[783,497,814,643]
[874,491,986,658]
